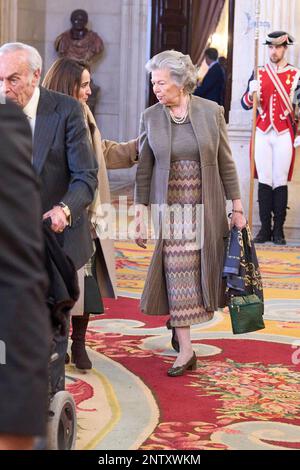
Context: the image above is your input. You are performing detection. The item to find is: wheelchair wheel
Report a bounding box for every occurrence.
[47,391,77,450]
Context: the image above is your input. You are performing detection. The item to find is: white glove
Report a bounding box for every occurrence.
[294,136,300,148]
[249,80,259,96]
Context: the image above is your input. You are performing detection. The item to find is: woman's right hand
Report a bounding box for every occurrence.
[134,204,148,249]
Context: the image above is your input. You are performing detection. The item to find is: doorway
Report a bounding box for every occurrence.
[148,0,235,121]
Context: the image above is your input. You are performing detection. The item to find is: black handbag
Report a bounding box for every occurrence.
[229,293,265,335]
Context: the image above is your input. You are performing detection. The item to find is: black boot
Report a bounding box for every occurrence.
[253,183,273,243]
[71,313,92,370]
[272,185,287,245]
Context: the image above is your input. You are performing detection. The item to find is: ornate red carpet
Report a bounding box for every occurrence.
[64,239,300,449]
[67,290,300,450]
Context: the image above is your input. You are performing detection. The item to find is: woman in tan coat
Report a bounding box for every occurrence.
[43,58,137,369]
[135,50,246,376]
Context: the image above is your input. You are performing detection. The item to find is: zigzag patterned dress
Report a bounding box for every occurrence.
[163,116,214,327]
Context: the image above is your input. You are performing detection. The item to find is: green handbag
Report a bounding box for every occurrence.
[229,294,265,335]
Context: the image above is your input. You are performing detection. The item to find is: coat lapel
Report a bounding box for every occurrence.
[33,87,60,174]
[189,95,206,161]
[152,105,170,168]
[190,95,219,165]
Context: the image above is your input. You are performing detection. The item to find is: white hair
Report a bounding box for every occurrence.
[0,42,43,83]
[146,50,198,94]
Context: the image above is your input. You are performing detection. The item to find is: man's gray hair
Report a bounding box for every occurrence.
[0,42,43,74]
[146,50,198,94]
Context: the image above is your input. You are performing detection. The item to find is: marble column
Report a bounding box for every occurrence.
[259,0,297,64]
[108,0,149,191]
[118,0,149,141]
[16,0,46,57]
[0,0,17,44]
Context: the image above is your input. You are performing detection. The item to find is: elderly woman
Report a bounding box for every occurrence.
[43,58,138,370]
[135,50,246,377]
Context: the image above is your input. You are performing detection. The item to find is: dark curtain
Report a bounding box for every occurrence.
[191,0,226,65]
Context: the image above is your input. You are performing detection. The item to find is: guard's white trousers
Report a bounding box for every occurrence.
[255,128,293,188]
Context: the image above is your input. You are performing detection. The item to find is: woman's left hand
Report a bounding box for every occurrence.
[230,212,247,230]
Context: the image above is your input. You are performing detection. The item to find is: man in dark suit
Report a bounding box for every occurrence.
[0,99,51,449]
[194,48,226,105]
[0,42,97,268]
[0,42,98,392]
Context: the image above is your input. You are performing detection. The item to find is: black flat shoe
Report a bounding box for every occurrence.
[166,319,180,352]
[167,352,197,377]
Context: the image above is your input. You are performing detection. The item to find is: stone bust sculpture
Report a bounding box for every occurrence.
[55,9,104,64]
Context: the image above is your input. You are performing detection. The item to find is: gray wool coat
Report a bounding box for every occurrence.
[135,95,241,316]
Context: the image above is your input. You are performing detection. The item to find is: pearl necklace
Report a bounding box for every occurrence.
[169,98,190,124]
[169,108,188,124]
